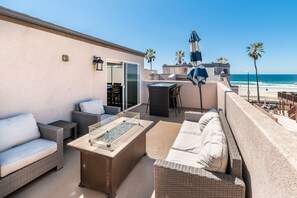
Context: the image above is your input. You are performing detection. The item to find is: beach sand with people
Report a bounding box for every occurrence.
[238,86,297,101]
[238,86,297,135]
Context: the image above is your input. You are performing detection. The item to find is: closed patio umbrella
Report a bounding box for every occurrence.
[189,30,202,66]
[187,30,208,112]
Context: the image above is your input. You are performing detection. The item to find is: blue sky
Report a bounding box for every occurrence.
[1,0,297,74]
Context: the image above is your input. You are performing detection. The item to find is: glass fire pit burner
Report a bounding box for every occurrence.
[88,114,143,151]
[96,121,137,143]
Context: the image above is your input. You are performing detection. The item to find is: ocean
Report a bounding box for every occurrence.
[230,74,297,89]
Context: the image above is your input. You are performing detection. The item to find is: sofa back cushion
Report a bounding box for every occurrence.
[197,117,228,173]
[198,109,219,131]
[79,99,105,115]
[0,113,41,152]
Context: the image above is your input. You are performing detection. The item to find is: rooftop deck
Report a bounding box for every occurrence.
[7,105,196,198]
[2,5,297,198]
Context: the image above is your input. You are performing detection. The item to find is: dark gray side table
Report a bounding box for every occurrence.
[49,120,77,140]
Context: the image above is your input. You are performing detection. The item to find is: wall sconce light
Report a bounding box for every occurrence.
[93,56,104,71]
[62,54,69,62]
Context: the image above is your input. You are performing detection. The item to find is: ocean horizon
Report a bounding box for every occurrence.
[230,74,297,89]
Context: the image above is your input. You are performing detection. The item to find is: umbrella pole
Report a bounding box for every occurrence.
[198,83,203,113]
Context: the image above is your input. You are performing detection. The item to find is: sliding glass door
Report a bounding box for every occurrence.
[123,63,140,110]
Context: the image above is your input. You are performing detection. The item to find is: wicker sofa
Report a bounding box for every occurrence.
[154,109,245,198]
[72,99,121,135]
[0,113,63,198]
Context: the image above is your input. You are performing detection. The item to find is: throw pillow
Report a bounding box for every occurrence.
[198,109,219,131]
[79,99,105,115]
[197,117,228,173]
[200,117,221,145]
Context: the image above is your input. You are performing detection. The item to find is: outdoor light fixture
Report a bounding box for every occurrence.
[93,56,104,71]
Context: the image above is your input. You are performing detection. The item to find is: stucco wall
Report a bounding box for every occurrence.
[222,90,297,197]
[217,82,232,113]
[0,19,144,123]
[142,80,217,109]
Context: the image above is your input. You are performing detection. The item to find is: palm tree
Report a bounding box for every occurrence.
[246,42,264,103]
[217,57,228,64]
[145,49,156,71]
[175,50,185,65]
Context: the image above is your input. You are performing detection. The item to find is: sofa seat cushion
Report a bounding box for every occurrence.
[166,149,202,168]
[80,99,105,115]
[0,113,40,152]
[172,133,201,154]
[197,117,228,173]
[180,120,201,135]
[198,109,219,131]
[0,138,57,177]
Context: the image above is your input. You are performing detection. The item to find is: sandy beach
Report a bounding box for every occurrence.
[237,86,297,135]
[238,86,297,101]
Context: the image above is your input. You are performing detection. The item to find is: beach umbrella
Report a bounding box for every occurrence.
[187,30,208,112]
[189,30,202,66]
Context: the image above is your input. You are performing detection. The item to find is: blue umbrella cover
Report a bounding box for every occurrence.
[189,30,201,42]
[194,65,208,84]
[187,67,198,85]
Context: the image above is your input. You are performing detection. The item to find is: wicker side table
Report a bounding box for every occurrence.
[49,120,77,140]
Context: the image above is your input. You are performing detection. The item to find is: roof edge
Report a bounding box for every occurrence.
[163,63,230,67]
[0,6,145,56]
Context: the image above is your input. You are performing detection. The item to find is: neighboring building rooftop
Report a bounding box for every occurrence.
[163,63,230,68]
[0,6,145,57]
[162,62,231,81]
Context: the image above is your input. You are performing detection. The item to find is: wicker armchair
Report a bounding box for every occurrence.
[154,109,245,198]
[72,101,120,135]
[0,123,63,198]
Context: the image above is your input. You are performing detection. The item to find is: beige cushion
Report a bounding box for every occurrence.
[198,109,219,131]
[0,113,40,152]
[0,138,57,177]
[166,149,202,168]
[197,117,228,173]
[180,120,201,135]
[80,99,105,115]
[200,117,221,145]
[172,133,201,154]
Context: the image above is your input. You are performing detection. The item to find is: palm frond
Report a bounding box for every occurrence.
[246,42,264,60]
[145,48,156,63]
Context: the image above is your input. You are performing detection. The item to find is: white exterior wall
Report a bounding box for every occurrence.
[0,20,144,123]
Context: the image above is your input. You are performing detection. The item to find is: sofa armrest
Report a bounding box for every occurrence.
[184,111,204,122]
[38,123,63,142]
[37,123,63,170]
[72,110,101,121]
[104,105,120,115]
[72,110,101,134]
[154,159,245,198]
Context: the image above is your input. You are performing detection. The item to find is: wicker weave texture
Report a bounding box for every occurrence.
[218,109,243,179]
[0,124,63,198]
[72,102,120,135]
[154,160,245,198]
[184,111,204,122]
[154,109,245,198]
